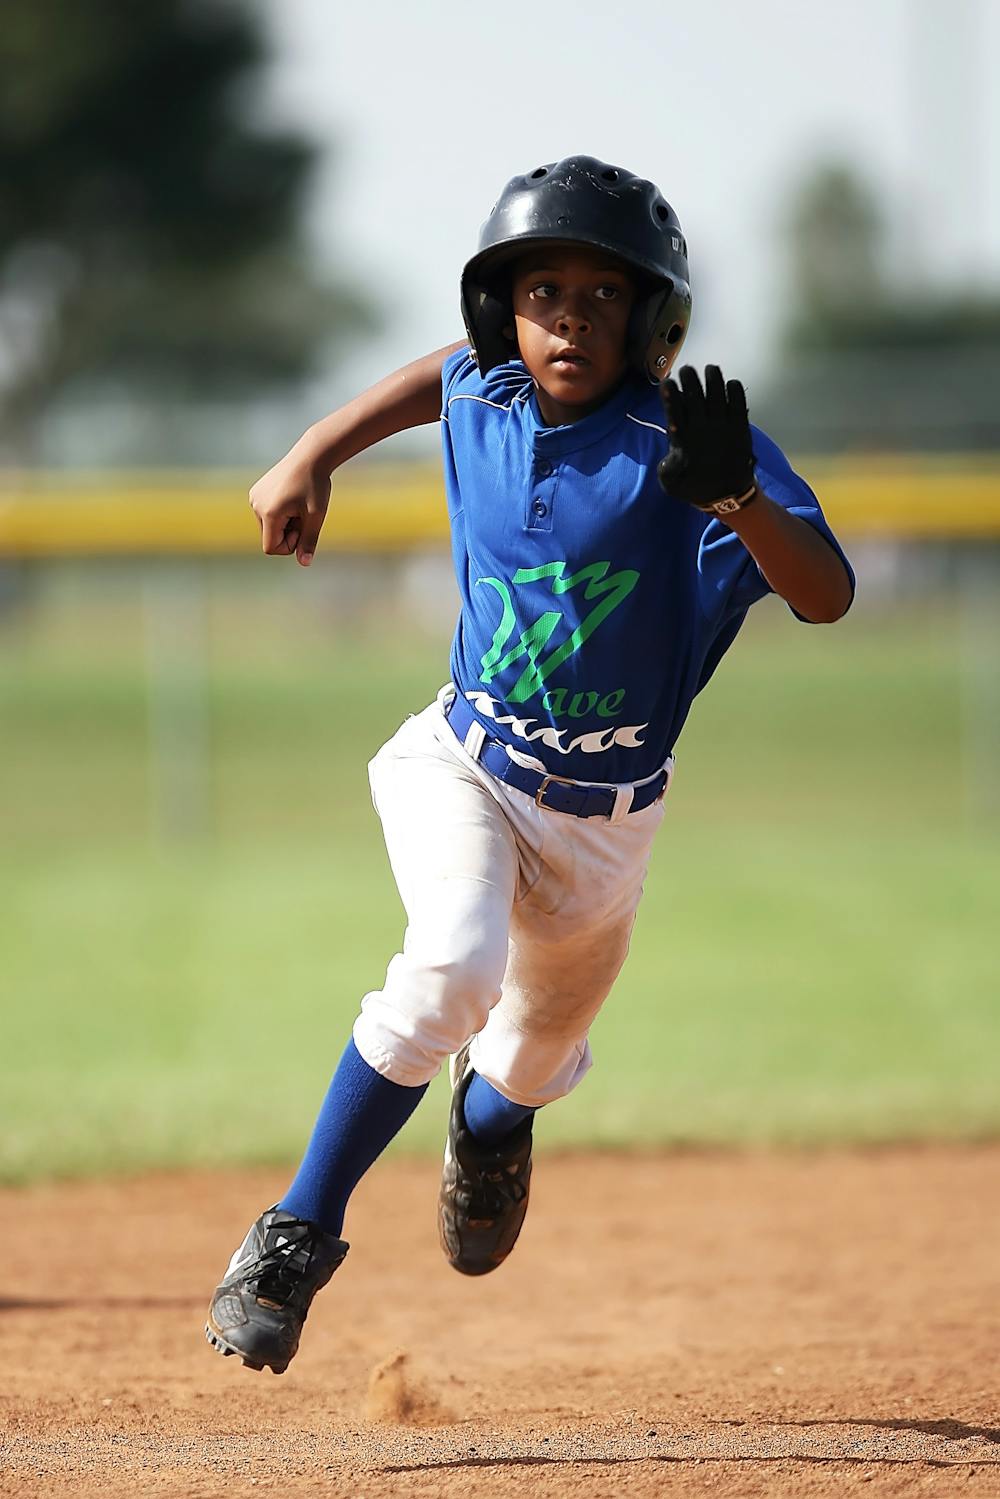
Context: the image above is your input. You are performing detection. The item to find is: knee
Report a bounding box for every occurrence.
[354,928,508,1087]
[405,925,506,1016]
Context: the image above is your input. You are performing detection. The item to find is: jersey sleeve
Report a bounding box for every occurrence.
[441,346,477,416]
[697,425,856,624]
[441,348,535,420]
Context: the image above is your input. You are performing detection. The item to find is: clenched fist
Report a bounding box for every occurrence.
[248,444,332,566]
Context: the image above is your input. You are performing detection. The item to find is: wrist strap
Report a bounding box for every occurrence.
[709,485,757,516]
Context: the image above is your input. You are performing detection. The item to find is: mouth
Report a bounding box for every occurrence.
[550,347,591,370]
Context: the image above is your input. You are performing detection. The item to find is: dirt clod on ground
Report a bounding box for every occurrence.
[1,1147,999,1497]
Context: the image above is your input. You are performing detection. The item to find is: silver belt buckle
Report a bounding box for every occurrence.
[534,772,575,808]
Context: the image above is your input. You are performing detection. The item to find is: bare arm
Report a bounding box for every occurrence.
[723,488,854,623]
[250,340,466,565]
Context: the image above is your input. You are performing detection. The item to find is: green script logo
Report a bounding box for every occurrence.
[477,560,638,710]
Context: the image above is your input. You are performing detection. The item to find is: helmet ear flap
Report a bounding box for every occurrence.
[467,286,517,372]
[629,284,690,383]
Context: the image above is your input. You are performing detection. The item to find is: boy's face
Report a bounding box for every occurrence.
[509,246,636,425]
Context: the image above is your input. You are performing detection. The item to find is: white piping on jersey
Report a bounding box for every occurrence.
[447,392,663,443]
[626,412,668,435]
[447,391,531,414]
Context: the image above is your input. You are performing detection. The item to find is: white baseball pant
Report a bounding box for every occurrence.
[352,688,670,1108]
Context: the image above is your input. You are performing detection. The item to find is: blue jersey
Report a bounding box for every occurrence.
[441,349,854,784]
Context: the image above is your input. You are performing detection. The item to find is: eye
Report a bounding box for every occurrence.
[529,282,556,299]
[594,285,621,301]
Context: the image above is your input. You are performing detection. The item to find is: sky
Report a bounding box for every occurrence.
[260,0,1000,418]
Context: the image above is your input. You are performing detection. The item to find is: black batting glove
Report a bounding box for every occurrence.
[657,365,756,514]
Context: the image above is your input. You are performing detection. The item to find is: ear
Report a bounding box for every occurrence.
[502,324,515,341]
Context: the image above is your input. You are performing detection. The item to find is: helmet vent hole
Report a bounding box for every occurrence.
[665,324,683,345]
[530,167,548,179]
[601,168,619,182]
[655,204,670,223]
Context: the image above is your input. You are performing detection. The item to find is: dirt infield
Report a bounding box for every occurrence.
[2,1148,998,1497]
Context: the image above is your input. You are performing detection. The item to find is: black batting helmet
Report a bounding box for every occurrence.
[461,155,692,383]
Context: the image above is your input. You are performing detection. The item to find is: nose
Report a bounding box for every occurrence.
[555,292,591,335]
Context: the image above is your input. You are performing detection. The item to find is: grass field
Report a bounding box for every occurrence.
[2,563,998,1181]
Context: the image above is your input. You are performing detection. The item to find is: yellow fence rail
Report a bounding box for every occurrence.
[2,459,1000,557]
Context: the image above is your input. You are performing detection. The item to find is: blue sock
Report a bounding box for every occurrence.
[463,1070,535,1146]
[280,1038,427,1237]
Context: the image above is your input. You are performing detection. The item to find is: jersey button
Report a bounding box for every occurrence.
[532,499,547,516]
[535,459,553,477]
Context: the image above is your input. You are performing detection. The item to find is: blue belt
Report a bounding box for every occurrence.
[445,692,668,819]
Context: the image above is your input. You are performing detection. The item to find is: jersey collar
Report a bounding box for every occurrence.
[523,371,648,457]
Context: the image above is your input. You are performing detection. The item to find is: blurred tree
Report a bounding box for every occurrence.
[0,0,374,459]
[781,163,886,347]
[757,160,1000,452]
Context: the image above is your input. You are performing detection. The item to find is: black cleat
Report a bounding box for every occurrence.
[205,1206,348,1373]
[438,1041,533,1276]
